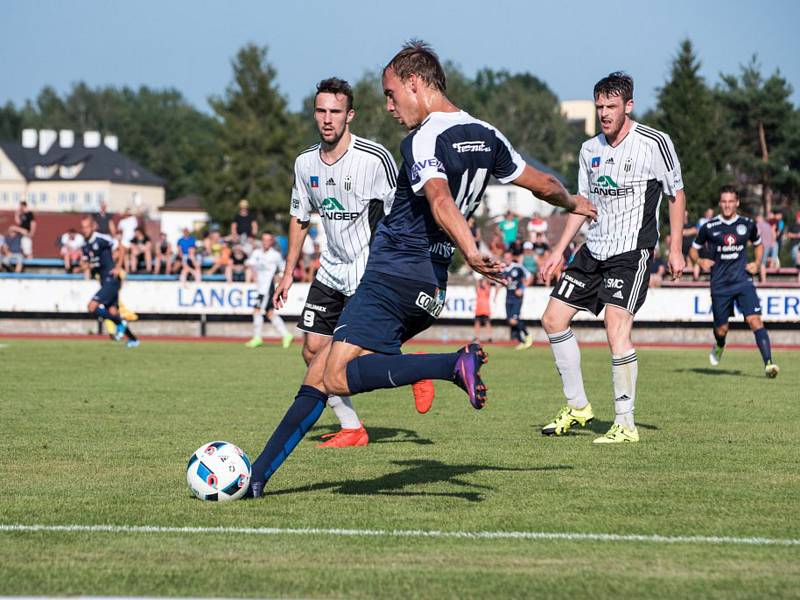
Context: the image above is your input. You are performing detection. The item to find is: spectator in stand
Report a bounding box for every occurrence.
[681,209,697,277]
[508,232,524,257]
[692,207,715,281]
[649,246,667,288]
[756,213,776,283]
[117,208,138,270]
[467,216,481,249]
[521,241,538,282]
[498,210,519,250]
[768,210,785,266]
[93,200,117,237]
[153,232,174,275]
[177,228,201,283]
[786,211,800,282]
[227,244,248,282]
[130,227,153,273]
[488,230,505,259]
[532,232,552,284]
[473,277,494,343]
[1,227,24,273]
[526,212,548,242]
[231,199,258,244]
[11,200,36,258]
[204,228,232,279]
[60,228,86,273]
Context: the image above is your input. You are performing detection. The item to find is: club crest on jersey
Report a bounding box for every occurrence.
[591,156,601,169]
[736,224,747,236]
[310,176,319,188]
[624,157,633,172]
[344,175,352,192]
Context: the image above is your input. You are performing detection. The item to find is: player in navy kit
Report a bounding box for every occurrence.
[248,41,596,497]
[690,186,778,377]
[79,216,139,348]
[502,250,533,349]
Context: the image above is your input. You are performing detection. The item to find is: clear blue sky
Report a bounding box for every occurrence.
[3,0,798,115]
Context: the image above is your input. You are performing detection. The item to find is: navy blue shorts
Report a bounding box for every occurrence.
[711,283,761,327]
[505,297,522,321]
[92,277,121,307]
[332,270,441,354]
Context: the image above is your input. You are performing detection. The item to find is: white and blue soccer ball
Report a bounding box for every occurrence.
[186,441,251,502]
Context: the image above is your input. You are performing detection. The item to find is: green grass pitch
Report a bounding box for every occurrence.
[1,338,799,598]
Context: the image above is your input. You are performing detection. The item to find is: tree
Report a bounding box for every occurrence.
[646,39,731,217]
[206,44,300,226]
[718,56,798,212]
[0,102,22,141]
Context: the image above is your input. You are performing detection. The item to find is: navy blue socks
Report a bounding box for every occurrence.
[754,328,772,364]
[94,306,121,324]
[251,385,327,485]
[346,352,458,394]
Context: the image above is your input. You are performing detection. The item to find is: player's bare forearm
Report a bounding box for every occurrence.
[688,247,699,265]
[668,190,686,257]
[284,217,310,274]
[753,243,764,265]
[512,166,573,210]
[560,212,588,250]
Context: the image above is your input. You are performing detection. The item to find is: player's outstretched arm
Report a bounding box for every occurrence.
[273,217,310,309]
[423,178,505,284]
[667,189,687,280]
[512,165,597,220]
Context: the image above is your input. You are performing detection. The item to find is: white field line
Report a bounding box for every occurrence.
[0,524,798,547]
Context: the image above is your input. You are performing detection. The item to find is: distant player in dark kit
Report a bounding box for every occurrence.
[502,250,533,350]
[79,216,139,348]
[248,40,596,498]
[690,186,779,377]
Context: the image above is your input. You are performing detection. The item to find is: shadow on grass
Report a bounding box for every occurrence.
[271,459,571,503]
[309,425,434,446]
[674,367,748,377]
[584,419,658,433]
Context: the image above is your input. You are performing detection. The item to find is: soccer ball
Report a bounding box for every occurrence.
[186,441,251,502]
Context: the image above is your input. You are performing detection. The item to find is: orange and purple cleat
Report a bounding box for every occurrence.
[452,343,489,409]
[317,424,369,448]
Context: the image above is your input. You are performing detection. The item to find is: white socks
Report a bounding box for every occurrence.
[547,328,588,410]
[270,313,288,336]
[611,349,637,430]
[326,395,360,430]
[253,313,264,338]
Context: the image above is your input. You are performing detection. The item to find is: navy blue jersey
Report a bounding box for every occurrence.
[692,215,760,292]
[503,262,530,294]
[82,232,118,280]
[367,111,525,287]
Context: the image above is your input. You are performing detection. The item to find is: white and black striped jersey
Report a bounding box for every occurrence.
[290,134,397,296]
[579,122,683,260]
[246,247,284,294]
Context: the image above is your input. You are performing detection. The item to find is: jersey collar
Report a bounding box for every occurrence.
[718,214,739,225]
[318,133,356,167]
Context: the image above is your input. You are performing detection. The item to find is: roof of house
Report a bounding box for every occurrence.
[0,140,164,186]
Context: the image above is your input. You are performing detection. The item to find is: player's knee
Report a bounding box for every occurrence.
[322,367,346,396]
[541,309,563,333]
[302,344,317,365]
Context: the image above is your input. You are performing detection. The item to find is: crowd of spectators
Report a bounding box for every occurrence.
[0,201,36,272]
[50,198,326,284]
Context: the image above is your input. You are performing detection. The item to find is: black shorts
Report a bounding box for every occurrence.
[297,278,349,337]
[475,315,489,326]
[551,245,652,315]
[254,283,276,314]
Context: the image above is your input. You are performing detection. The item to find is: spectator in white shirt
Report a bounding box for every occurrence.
[60,228,86,273]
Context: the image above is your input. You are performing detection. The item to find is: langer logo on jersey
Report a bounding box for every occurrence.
[591,175,634,197]
[320,197,360,221]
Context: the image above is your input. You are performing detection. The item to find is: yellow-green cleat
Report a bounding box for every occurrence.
[281,332,294,349]
[542,403,594,436]
[593,423,639,444]
[245,336,263,348]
